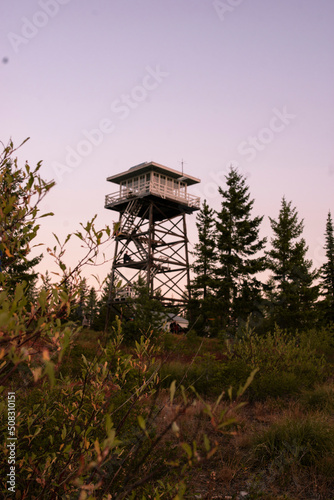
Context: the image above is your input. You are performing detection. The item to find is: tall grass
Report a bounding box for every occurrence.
[252,414,334,469]
[298,383,334,414]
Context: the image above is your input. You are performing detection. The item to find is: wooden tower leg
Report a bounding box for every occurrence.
[183,213,191,302]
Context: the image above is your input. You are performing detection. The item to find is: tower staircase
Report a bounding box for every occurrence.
[133,238,148,260]
[120,198,142,234]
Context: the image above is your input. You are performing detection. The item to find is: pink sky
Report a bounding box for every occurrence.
[1,0,333,287]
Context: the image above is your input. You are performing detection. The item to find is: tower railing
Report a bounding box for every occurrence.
[105,180,200,209]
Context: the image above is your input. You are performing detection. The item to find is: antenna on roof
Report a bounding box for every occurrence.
[180,158,186,174]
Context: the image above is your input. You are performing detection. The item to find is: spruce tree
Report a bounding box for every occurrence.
[99,273,121,331]
[86,286,99,329]
[121,277,165,342]
[215,167,267,333]
[190,200,218,334]
[319,211,334,323]
[66,277,86,324]
[0,150,52,297]
[191,199,217,298]
[267,197,319,331]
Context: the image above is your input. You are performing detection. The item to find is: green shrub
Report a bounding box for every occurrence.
[299,383,334,413]
[162,331,176,352]
[159,325,329,402]
[228,326,327,400]
[250,371,300,401]
[252,415,334,469]
[159,358,254,399]
[119,279,166,343]
[300,325,334,361]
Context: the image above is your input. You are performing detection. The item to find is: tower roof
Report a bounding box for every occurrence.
[107,161,200,186]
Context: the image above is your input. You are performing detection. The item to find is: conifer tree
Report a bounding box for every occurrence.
[40,270,52,293]
[86,286,99,329]
[76,278,89,323]
[215,167,267,333]
[267,197,319,331]
[190,200,218,333]
[0,158,42,293]
[319,211,334,323]
[121,276,165,342]
[192,200,217,298]
[0,141,54,296]
[99,273,123,331]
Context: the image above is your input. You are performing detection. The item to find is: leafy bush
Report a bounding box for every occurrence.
[250,371,300,400]
[159,325,329,402]
[1,331,166,497]
[228,325,327,400]
[299,325,334,361]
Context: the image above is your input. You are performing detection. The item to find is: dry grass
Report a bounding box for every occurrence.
[148,387,334,500]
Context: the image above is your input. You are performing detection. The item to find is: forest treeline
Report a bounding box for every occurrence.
[62,167,334,338]
[189,167,334,336]
[1,143,333,338]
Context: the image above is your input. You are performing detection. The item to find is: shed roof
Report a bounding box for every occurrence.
[165,313,189,326]
[107,161,200,186]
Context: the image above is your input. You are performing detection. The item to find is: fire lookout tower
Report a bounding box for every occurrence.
[105,161,200,310]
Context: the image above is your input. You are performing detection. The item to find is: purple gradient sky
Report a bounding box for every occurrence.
[1,0,333,285]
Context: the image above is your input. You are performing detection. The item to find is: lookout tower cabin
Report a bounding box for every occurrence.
[105,161,200,310]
